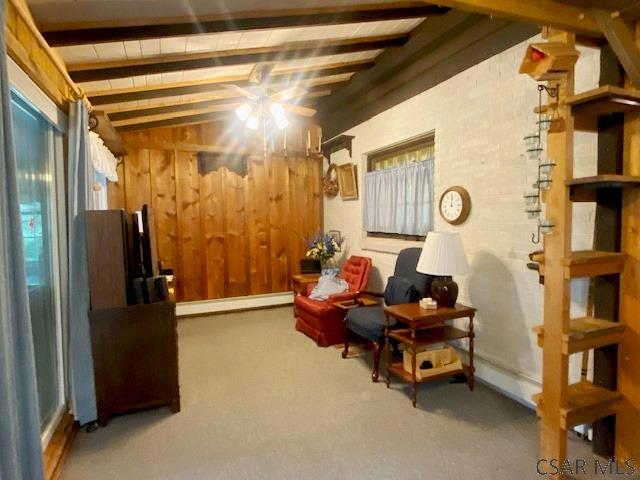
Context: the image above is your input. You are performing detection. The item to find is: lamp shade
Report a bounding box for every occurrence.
[417,231,470,276]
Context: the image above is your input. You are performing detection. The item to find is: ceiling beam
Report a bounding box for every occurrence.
[108,91,326,123]
[70,34,404,82]
[87,60,373,105]
[42,5,446,46]
[318,11,538,137]
[87,67,356,105]
[591,8,640,87]
[416,0,601,35]
[115,112,233,132]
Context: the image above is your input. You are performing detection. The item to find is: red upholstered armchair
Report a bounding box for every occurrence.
[294,256,372,347]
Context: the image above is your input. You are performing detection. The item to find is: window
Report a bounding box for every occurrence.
[364,133,434,240]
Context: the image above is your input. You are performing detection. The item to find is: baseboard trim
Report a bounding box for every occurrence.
[176,292,294,317]
[43,411,78,480]
[466,352,540,410]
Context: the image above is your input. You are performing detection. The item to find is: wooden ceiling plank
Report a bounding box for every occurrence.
[416,0,601,35]
[43,5,446,46]
[87,61,369,105]
[591,8,640,87]
[68,35,406,82]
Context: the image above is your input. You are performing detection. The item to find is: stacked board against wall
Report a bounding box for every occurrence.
[108,120,323,302]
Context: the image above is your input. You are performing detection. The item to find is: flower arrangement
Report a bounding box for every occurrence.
[306,232,343,264]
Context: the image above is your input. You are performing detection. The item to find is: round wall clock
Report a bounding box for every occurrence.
[439,186,471,225]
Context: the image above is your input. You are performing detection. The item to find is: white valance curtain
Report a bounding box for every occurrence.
[88,131,118,182]
[363,160,434,236]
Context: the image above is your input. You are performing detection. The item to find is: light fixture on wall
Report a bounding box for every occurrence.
[522,83,559,244]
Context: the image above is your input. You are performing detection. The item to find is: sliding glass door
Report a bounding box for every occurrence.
[11,92,64,432]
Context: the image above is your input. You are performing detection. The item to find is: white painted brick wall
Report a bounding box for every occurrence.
[325,36,600,405]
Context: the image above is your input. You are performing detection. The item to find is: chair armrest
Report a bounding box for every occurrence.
[304,283,318,296]
[356,290,384,298]
[328,291,359,303]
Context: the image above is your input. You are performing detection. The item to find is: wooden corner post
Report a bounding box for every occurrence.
[539,30,576,474]
[616,20,640,464]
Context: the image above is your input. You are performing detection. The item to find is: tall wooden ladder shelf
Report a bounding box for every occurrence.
[524,31,640,470]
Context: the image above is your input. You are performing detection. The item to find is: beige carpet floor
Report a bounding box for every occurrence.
[61,306,603,480]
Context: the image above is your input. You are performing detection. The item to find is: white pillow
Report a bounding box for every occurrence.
[309,275,349,301]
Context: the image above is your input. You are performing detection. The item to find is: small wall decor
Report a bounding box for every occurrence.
[439,186,471,225]
[322,163,339,197]
[328,230,343,251]
[337,163,358,200]
[521,83,559,243]
[519,42,579,81]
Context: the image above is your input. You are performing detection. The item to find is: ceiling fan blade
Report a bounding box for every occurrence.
[271,86,308,102]
[281,103,317,117]
[249,63,275,84]
[222,83,258,100]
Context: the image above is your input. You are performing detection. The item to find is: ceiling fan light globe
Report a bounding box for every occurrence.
[246,114,260,130]
[270,102,289,130]
[236,103,252,122]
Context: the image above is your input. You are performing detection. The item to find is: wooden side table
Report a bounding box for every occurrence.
[384,303,476,407]
[290,273,321,297]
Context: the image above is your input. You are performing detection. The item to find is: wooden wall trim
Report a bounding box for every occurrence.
[43,412,78,480]
[5,0,83,108]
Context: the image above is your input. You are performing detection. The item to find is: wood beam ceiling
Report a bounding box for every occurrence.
[42,4,448,46]
[416,0,601,35]
[68,34,406,82]
[107,90,326,123]
[318,11,538,137]
[115,111,233,132]
[591,8,640,87]
[87,60,364,105]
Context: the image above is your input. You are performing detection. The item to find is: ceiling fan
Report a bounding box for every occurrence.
[223,64,317,131]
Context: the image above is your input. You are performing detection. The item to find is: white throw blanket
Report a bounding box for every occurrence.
[309,275,349,301]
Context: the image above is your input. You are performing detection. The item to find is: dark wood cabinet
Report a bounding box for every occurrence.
[85,209,180,426]
[89,302,180,426]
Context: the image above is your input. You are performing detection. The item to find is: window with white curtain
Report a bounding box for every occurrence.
[364,133,435,240]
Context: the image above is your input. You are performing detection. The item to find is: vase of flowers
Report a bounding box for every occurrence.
[306,232,343,275]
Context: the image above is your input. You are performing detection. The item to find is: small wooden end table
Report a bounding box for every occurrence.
[384,303,476,407]
[290,273,321,297]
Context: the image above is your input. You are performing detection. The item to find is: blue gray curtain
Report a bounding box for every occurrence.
[0,0,45,477]
[67,100,97,425]
[363,160,435,235]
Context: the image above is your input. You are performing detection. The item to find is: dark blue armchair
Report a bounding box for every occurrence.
[342,248,433,382]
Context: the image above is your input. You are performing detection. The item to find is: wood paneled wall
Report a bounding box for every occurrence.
[108,120,323,302]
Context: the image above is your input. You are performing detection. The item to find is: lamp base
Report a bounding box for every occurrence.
[430,276,458,308]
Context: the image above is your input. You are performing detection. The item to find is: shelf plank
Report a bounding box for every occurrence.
[566,85,640,132]
[567,174,640,202]
[533,316,624,354]
[388,361,465,384]
[532,380,620,429]
[529,250,625,278]
[389,326,470,349]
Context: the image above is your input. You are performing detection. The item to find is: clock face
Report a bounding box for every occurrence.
[439,187,470,225]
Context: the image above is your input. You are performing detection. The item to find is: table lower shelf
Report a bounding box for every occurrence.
[388,361,471,384]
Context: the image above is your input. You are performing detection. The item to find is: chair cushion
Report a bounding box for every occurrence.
[384,275,420,306]
[345,306,396,343]
[338,256,371,292]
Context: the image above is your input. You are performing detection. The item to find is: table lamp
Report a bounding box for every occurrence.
[416,231,469,308]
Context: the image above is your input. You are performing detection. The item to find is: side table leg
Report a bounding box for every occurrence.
[385,312,391,388]
[469,314,475,392]
[411,329,417,407]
